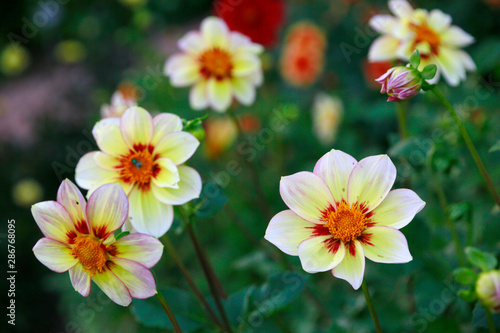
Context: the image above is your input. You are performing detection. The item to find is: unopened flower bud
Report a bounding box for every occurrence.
[375,66,422,102]
[476,270,500,313]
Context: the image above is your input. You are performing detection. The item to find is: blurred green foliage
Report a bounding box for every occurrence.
[1,0,500,332]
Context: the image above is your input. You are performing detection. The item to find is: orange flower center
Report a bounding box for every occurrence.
[324,201,367,242]
[411,23,441,55]
[121,149,155,185]
[199,48,233,80]
[70,236,108,276]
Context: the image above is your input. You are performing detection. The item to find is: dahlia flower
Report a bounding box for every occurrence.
[165,16,263,112]
[214,0,285,47]
[76,106,201,237]
[280,21,326,87]
[368,0,475,86]
[265,150,425,289]
[32,180,163,306]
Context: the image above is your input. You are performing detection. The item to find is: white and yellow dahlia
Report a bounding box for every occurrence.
[32,180,163,306]
[368,0,475,86]
[75,106,201,237]
[165,16,263,112]
[265,150,425,289]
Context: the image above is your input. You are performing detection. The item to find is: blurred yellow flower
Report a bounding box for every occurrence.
[54,40,87,64]
[203,116,238,159]
[0,45,30,76]
[12,178,43,207]
[476,270,500,313]
[312,93,343,146]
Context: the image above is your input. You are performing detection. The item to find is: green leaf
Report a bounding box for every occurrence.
[192,182,228,218]
[453,267,478,285]
[131,287,206,331]
[421,64,437,80]
[224,286,255,327]
[489,140,500,153]
[410,50,421,69]
[183,114,208,141]
[465,247,498,271]
[421,81,436,91]
[458,288,477,302]
[114,231,129,240]
[249,272,306,316]
[472,303,500,328]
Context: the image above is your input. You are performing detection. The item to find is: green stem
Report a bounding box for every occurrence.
[156,291,183,333]
[163,236,224,330]
[431,88,500,208]
[430,170,466,266]
[485,307,497,333]
[181,212,232,333]
[228,109,273,219]
[396,100,408,139]
[361,280,383,333]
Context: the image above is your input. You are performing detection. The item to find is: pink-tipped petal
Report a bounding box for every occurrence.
[151,166,202,205]
[128,188,174,237]
[120,107,154,149]
[109,258,157,299]
[154,132,200,165]
[360,226,412,263]
[32,201,76,244]
[57,179,90,234]
[69,263,91,296]
[33,238,78,273]
[113,234,164,268]
[332,241,365,290]
[313,150,357,203]
[91,269,132,306]
[151,113,183,146]
[347,155,396,212]
[86,183,129,239]
[298,236,345,273]
[280,171,336,224]
[264,210,316,256]
[371,189,425,229]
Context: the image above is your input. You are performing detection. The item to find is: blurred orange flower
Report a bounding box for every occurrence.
[280,22,326,87]
[203,116,238,159]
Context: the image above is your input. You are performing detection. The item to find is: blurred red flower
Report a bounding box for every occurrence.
[214,0,285,47]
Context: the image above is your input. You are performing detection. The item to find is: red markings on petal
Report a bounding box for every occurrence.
[324,237,341,254]
[93,225,109,240]
[319,203,335,221]
[75,220,90,234]
[359,233,374,246]
[67,230,78,244]
[307,224,330,237]
[347,241,357,256]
